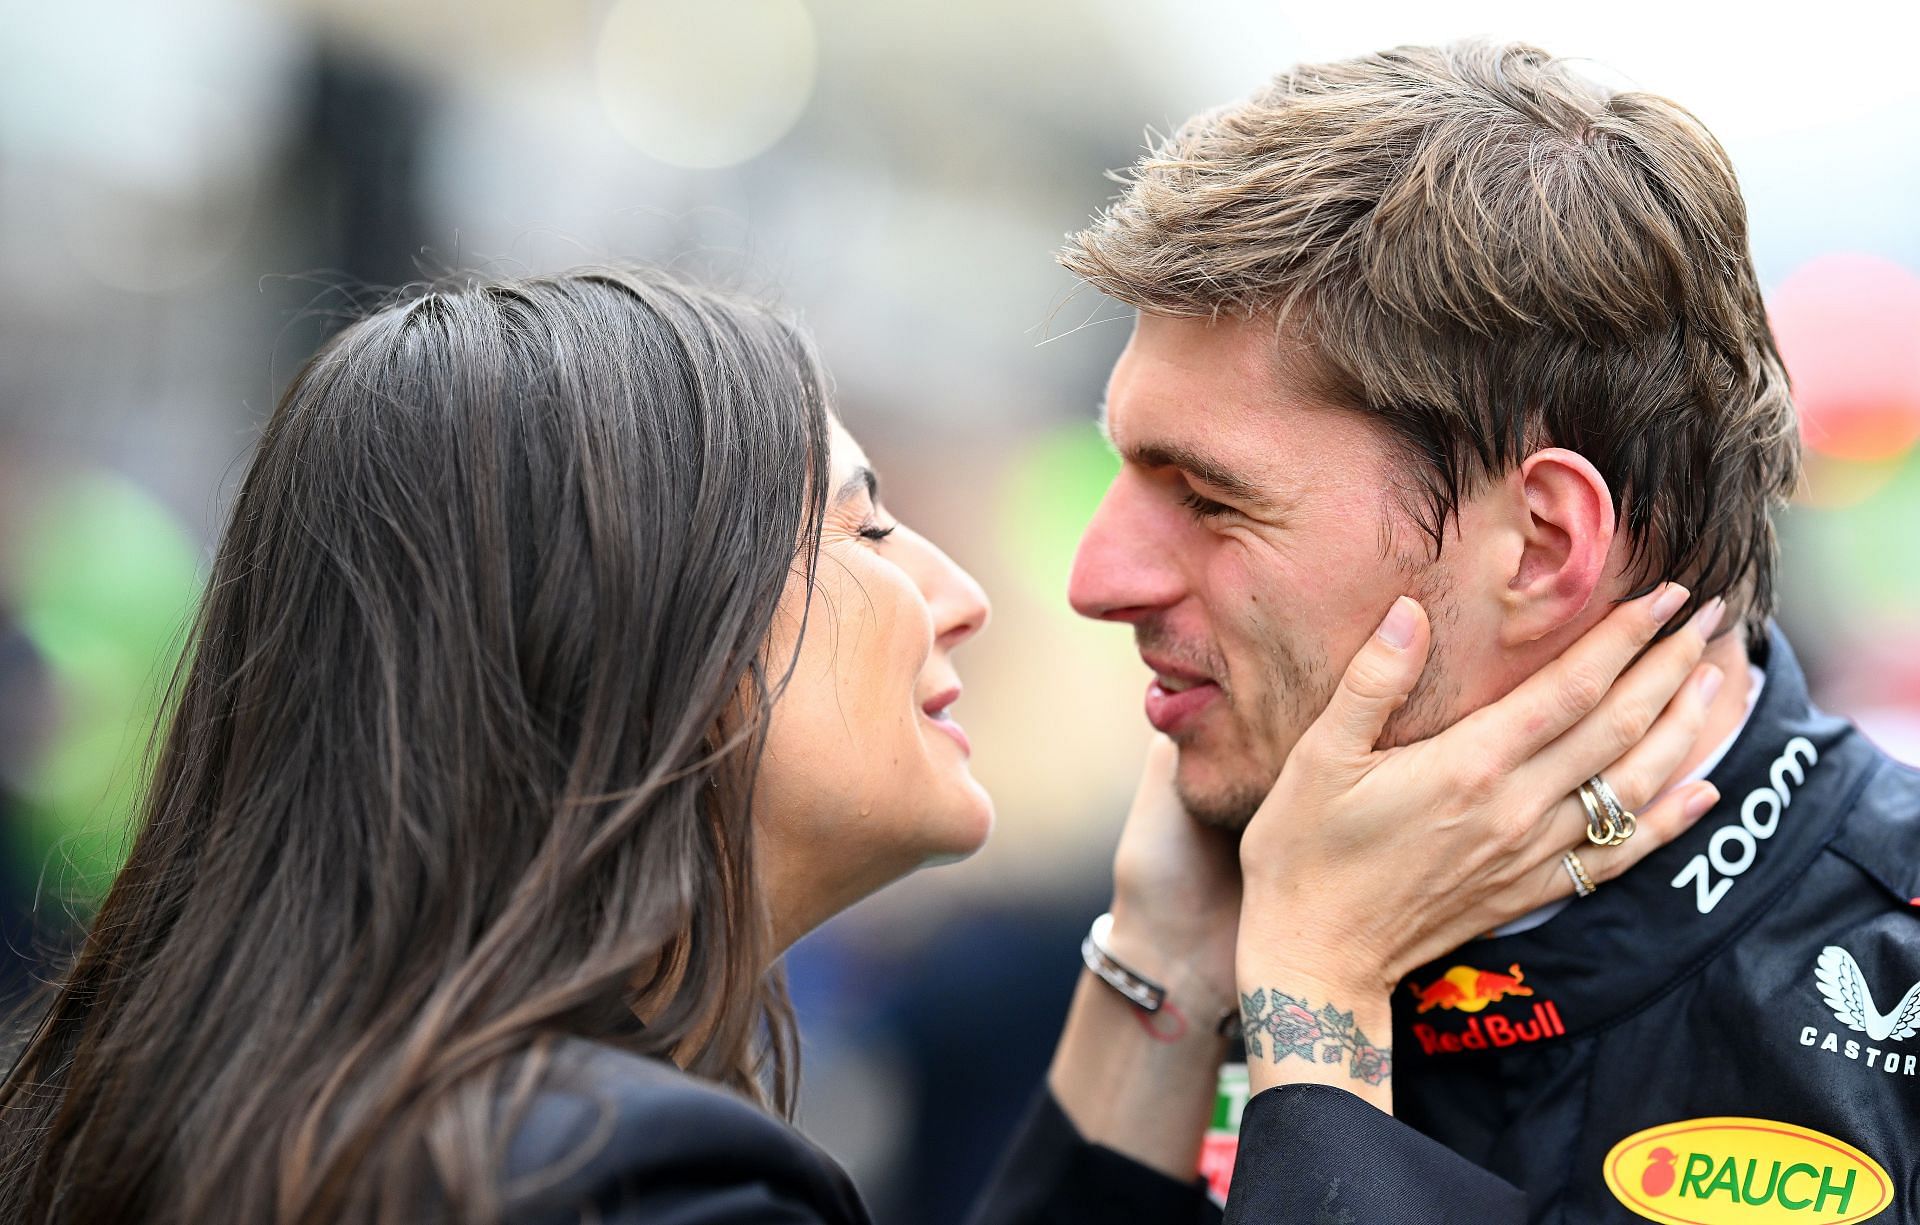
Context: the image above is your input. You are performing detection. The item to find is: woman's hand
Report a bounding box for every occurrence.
[1234,583,1725,1107]
[1046,740,1244,1181]
[1106,736,1243,1022]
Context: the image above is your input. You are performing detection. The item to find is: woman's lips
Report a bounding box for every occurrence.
[924,711,972,757]
[921,687,971,757]
[1145,677,1221,734]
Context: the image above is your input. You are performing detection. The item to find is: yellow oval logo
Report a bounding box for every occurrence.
[1603,1118,1893,1224]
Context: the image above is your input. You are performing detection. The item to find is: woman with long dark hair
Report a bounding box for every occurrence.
[0,270,1719,1223]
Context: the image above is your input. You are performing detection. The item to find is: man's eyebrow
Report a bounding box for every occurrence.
[1129,440,1275,510]
[833,465,877,506]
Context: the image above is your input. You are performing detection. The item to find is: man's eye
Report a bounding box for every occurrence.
[1179,489,1234,520]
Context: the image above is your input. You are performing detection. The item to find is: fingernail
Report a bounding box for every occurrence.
[1697,663,1724,705]
[1375,596,1417,650]
[1683,782,1720,822]
[1649,582,1688,624]
[1690,597,1726,640]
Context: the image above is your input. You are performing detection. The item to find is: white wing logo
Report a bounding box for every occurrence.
[1815,945,1920,1043]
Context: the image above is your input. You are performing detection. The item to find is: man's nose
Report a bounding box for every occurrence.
[1068,473,1186,624]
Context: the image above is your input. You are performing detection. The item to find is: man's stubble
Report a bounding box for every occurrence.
[1174,565,1464,832]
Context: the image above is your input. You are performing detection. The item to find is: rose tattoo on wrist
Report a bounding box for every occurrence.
[1239,988,1392,1085]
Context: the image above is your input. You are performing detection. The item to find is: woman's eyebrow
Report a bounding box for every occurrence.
[833,466,878,506]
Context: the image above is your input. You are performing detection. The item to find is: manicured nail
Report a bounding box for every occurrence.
[1689,597,1725,640]
[1683,782,1720,822]
[1649,582,1688,624]
[1375,596,1418,650]
[1697,663,1724,705]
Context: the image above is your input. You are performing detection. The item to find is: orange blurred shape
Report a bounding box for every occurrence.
[1794,450,1906,510]
[1767,253,1920,463]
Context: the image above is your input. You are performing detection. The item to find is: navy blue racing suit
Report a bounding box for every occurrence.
[982,625,1917,1223]
[1385,625,1919,1222]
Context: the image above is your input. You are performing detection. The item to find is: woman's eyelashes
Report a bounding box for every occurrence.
[858,518,898,543]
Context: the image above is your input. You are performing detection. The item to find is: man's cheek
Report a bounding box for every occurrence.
[1212,704,1283,790]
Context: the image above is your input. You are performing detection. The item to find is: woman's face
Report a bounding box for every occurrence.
[754,420,993,945]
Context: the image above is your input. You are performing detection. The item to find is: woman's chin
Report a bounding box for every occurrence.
[919,782,995,866]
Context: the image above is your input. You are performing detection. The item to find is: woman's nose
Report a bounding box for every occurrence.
[931,548,990,650]
[895,525,989,649]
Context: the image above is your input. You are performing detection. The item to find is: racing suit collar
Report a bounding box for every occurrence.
[1396,624,1876,1050]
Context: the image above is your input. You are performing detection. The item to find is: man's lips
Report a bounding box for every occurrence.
[1145,678,1221,734]
[1139,655,1221,734]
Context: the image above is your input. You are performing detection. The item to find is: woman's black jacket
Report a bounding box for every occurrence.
[501,1037,1522,1224]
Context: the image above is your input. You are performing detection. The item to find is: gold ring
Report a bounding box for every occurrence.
[1585,775,1637,847]
[1562,849,1597,897]
[1578,782,1617,846]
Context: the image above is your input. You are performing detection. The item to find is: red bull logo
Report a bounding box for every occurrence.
[1409,963,1535,1013]
[1604,1118,1892,1223]
[1407,963,1565,1055]
[1411,1001,1566,1054]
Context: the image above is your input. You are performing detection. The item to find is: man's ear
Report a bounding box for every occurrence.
[1501,448,1616,645]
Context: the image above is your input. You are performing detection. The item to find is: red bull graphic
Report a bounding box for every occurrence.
[1409,963,1535,1013]
[1406,962,1566,1055]
[1411,1001,1566,1054]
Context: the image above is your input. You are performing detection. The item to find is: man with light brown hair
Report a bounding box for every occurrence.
[1050,39,1920,1222]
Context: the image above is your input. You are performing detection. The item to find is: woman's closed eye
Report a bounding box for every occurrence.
[859,518,898,543]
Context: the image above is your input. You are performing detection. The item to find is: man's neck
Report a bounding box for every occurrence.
[1657,625,1756,794]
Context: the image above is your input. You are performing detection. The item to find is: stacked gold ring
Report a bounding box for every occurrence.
[1578,775,1637,847]
[1562,850,1597,897]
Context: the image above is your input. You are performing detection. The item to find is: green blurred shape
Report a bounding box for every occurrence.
[1804,444,1920,612]
[998,422,1119,600]
[14,472,202,902]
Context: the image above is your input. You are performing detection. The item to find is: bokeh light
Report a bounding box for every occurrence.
[1767,252,1920,464]
[1795,450,1908,510]
[594,0,817,170]
[1793,450,1920,610]
[14,472,201,895]
[997,423,1119,605]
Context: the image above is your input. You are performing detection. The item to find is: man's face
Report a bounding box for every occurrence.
[1070,313,1488,828]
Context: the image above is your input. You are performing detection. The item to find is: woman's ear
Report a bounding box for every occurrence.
[1501,448,1616,645]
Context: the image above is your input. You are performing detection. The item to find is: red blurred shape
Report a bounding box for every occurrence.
[1767,253,1920,463]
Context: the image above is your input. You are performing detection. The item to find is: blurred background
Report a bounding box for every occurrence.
[2,0,1917,1219]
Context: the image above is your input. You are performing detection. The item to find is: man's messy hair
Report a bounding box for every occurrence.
[1062,39,1800,637]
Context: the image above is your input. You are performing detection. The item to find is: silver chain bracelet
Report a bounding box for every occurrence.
[1080,912,1243,1039]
